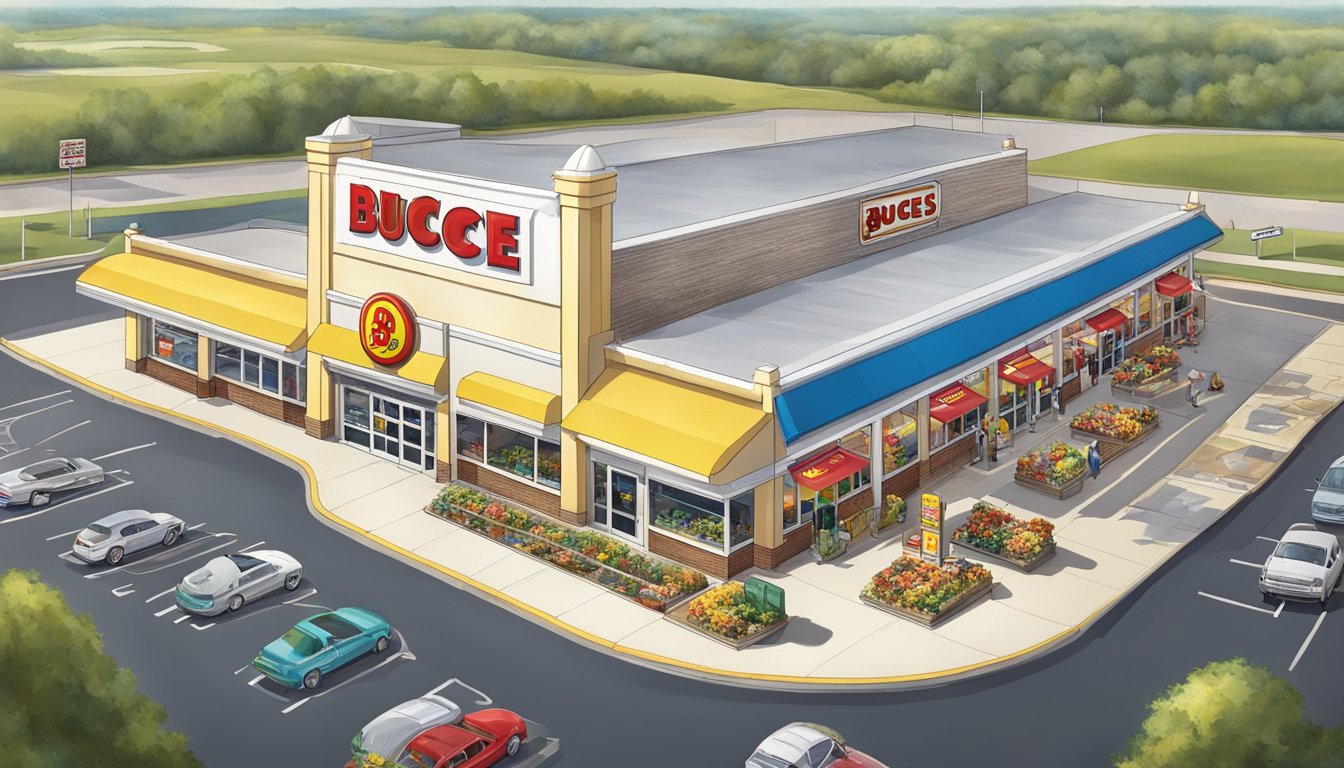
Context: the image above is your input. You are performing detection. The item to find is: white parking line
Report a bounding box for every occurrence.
[426,678,493,706]
[83,534,236,579]
[191,622,215,631]
[34,420,90,446]
[0,478,134,525]
[1229,559,1262,569]
[0,390,71,413]
[57,552,82,564]
[248,675,266,686]
[173,615,191,624]
[1197,591,1277,615]
[238,541,265,552]
[1289,611,1328,671]
[1257,536,1279,543]
[235,665,252,675]
[45,527,84,541]
[92,442,156,462]
[154,606,179,617]
[1275,600,1286,618]
[111,584,135,597]
[283,588,316,604]
[145,587,176,603]
[0,400,73,426]
[188,522,208,531]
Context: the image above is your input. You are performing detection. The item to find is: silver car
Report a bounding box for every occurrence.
[175,550,303,616]
[351,695,463,764]
[1311,455,1344,525]
[1260,523,1344,604]
[72,510,185,565]
[0,457,103,508]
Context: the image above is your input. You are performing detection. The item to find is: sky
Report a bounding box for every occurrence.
[8,0,1342,8]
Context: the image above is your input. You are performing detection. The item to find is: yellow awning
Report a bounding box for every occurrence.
[308,323,447,390]
[78,253,307,351]
[563,368,770,477]
[458,372,560,425]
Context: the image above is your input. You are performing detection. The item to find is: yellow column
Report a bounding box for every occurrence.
[752,365,783,551]
[123,311,141,370]
[436,399,453,484]
[302,132,371,439]
[554,146,617,524]
[194,336,212,398]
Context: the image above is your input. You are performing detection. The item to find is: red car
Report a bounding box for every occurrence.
[385,709,527,768]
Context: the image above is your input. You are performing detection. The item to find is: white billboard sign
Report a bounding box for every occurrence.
[859,182,941,245]
[1249,226,1284,241]
[59,138,86,170]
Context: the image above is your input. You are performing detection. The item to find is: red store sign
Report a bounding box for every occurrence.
[348,183,521,272]
[859,182,941,245]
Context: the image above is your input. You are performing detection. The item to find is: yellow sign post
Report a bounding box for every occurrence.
[919,492,945,565]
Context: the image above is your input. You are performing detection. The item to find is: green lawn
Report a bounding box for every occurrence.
[1195,258,1344,295]
[1210,227,1344,269]
[0,188,303,265]
[1030,134,1344,202]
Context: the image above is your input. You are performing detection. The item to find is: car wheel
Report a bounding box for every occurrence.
[30,492,49,508]
[227,594,244,612]
[106,546,124,565]
[284,572,301,591]
[162,527,180,547]
[506,735,521,757]
[302,669,321,690]
[374,635,389,653]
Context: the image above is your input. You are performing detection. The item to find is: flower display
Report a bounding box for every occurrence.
[429,485,708,610]
[1071,403,1158,440]
[952,501,1056,564]
[1015,441,1086,486]
[1112,346,1182,384]
[686,582,784,640]
[861,557,992,615]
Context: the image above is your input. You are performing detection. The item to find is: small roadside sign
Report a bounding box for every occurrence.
[59,138,87,170]
[1250,226,1284,241]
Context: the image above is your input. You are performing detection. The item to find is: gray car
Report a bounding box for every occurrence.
[1311,455,1344,525]
[0,457,104,508]
[72,510,186,565]
[350,695,463,764]
[175,550,304,616]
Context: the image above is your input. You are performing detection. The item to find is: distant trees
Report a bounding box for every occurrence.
[0,25,103,69]
[0,569,202,768]
[1116,659,1344,768]
[0,66,725,173]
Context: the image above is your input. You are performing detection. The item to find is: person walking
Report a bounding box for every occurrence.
[1087,441,1102,480]
[1187,368,1207,408]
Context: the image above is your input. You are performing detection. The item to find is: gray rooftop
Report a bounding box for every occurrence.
[619,193,1191,385]
[367,125,1011,242]
[162,219,307,276]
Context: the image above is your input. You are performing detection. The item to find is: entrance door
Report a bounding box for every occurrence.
[591,462,642,545]
[340,385,436,474]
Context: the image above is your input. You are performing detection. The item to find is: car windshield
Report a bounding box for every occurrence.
[746,751,793,768]
[227,554,267,571]
[396,749,434,768]
[279,628,321,657]
[1322,467,1344,491]
[80,525,110,543]
[1275,542,1327,566]
[310,614,360,639]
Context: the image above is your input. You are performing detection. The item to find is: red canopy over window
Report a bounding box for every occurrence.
[929,383,988,424]
[1155,272,1194,297]
[789,446,868,492]
[1086,307,1129,333]
[999,350,1054,386]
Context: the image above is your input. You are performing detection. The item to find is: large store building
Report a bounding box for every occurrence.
[77,116,1219,579]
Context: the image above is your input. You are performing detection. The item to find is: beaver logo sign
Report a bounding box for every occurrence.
[860,182,940,245]
[359,293,417,367]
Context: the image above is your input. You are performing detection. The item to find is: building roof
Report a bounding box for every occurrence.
[618,193,1203,386]
[362,120,1011,242]
[158,219,307,276]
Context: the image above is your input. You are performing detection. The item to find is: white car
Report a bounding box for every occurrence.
[174,551,304,616]
[1260,523,1344,604]
[1311,455,1344,525]
[72,510,186,565]
[349,695,463,764]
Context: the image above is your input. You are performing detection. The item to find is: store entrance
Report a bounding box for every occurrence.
[340,385,437,474]
[1098,330,1125,374]
[592,462,642,545]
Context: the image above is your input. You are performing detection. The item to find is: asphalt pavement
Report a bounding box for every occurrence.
[2,267,1343,768]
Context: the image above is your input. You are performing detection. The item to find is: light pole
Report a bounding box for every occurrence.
[20,218,25,261]
[1099,105,1104,125]
[980,90,985,133]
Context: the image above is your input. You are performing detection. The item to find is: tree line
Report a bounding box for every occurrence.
[0,26,102,69]
[0,65,724,174]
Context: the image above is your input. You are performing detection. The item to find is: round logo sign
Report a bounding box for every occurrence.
[358,293,417,367]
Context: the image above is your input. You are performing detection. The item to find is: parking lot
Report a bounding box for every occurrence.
[0,382,561,767]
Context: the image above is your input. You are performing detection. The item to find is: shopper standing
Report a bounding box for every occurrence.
[1187,368,1206,408]
[1087,442,1102,480]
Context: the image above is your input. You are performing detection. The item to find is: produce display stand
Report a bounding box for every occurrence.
[1071,414,1161,467]
[1110,366,1183,401]
[952,538,1057,573]
[860,579,995,629]
[664,603,791,650]
[1013,470,1085,499]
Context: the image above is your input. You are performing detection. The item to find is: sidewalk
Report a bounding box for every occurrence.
[4,297,1343,690]
[1198,250,1344,277]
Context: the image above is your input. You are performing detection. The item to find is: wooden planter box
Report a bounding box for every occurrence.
[952,538,1057,573]
[1110,366,1182,400]
[860,578,995,628]
[1070,414,1160,447]
[664,600,791,650]
[1014,470,1086,499]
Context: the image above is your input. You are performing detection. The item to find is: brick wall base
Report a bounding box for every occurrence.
[649,529,736,580]
[210,379,304,428]
[126,357,147,373]
[922,436,975,486]
[754,524,813,570]
[1060,374,1082,405]
[144,358,196,393]
[456,459,571,523]
[305,416,334,439]
[1130,328,1164,357]
[882,462,921,503]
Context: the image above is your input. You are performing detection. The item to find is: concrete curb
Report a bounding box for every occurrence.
[2,322,1341,691]
[0,248,106,274]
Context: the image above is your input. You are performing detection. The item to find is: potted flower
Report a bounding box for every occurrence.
[814,528,845,562]
[951,501,1057,571]
[1014,441,1087,498]
[859,556,994,627]
[879,494,907,531]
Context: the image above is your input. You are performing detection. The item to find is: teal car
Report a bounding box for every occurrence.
[252,607,392,690]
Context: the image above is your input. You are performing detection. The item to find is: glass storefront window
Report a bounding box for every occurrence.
[729,490,754,548]
[782,474,799,530]
[1137,286,1153,332]
[837,427,871,498]
[342,388,370,446]
[215,343,305,404]
[243,349,261,388]
[650,480,725,547]
[536,438,561,490]
[456,415,484,461]
[881,408,918,475]
[216,343,242,380]
[486,424,535,482]
[151,320,197,370]
[592,462,608,526]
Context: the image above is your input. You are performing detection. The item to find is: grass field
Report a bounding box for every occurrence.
[1029,134,1344,202]
[1209,228,1344,269]
[1195,258,1344,295]
[0,188,303,265]
[4,28,903,130]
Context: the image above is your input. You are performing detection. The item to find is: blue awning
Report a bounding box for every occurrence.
[775,213,1222,442]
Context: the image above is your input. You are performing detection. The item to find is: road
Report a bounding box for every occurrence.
[2,266,1344,768]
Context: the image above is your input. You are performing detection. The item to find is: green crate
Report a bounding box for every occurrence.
[744,577,786,617]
